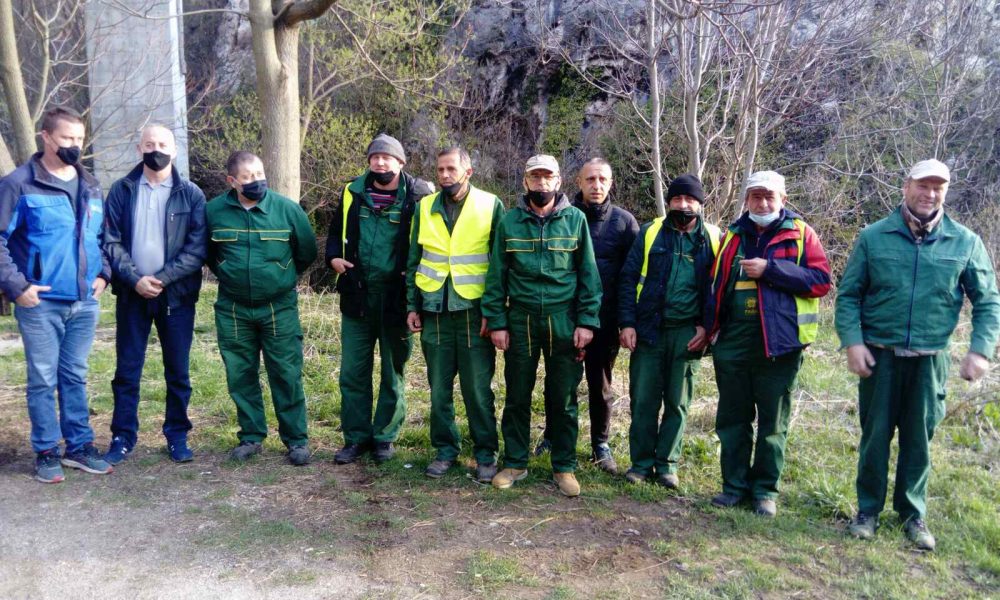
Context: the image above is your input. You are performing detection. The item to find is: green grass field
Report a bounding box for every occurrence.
[0,283,998,598]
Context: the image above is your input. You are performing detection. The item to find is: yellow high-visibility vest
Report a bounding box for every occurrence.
[414,186,496,299]
[636,217,720,301]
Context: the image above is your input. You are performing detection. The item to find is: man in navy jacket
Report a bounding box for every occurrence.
[0,106,113,483]
[102,124,207,465]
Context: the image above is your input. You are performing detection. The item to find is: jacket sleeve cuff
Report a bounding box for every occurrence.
[970,338,996,361]
[837,330,865,350]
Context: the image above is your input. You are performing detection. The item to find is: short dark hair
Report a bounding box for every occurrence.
[226,150,260,177]
[437,147,472,170]
[580,157,612,171]
[41,106,84,134]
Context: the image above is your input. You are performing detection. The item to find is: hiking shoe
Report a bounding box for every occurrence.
[229,441,262,461]
[168,440,194,463]
[904,518,936,551]
[847,512,878,540]
[533,439,552,456]
[656,473,679,490]
[35,449,65,484]
[475,462,498,483]
[425,459,453,478]
[554,472,581,497]
[710,492,743,508]
[104,436,132,465]
[334,443,369,464]
[287,444,310,466]
[624,470,648,485]
[592,444,618,475]
[62,444,113,475]
[753,498,777,517]
[492,468,528,489]
[373,442,395,463]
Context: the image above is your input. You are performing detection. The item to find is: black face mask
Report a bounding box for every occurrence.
[372,170,397,186]
[668,209,698,228]
[142,150,172,172]
[441,174,469,199]
[240,179,268,202]
[526,190,557,207]
[56,145,81,166]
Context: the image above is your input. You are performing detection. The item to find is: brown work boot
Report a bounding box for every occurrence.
[492,468,528,489]
[553,472,581,497]
[656,472,679,489]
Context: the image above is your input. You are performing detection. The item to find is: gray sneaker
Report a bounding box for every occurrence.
[592,444,618,475]
[229,441,263,461]
[847,512,878,539]
[753,498,777,517]
[287,444,310,466]
[61,444,113,475]
[425,459,453,478]
[656,472,679,489]
[35,449,65,483]
[904,518,936,551]
[475,462,498,483]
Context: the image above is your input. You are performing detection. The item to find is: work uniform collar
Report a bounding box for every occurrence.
[224,187,273,213]
[899,201,944,239]
[735,208,794,236]
[516,193,572,221]
[572,191,611,222]
[431,183,474,215]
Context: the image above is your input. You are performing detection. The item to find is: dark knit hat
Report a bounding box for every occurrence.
[366,133,406,164]
[666,174,704,204]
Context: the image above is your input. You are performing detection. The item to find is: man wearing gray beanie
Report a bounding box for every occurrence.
[326,133,433,465]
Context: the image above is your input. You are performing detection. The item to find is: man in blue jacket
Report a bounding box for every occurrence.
[0,106,113,483]
[102,124,207,465]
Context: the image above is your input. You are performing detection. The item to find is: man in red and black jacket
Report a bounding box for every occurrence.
[703,170,830,517]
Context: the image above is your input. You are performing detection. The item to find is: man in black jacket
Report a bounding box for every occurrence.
[102,124,207,465]
[536,158,637,473]
[326,134,433,464]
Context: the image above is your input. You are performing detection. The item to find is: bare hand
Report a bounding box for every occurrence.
[406,311,422,333]
[573,327,594,349]
[686,325,708,352]
[619,327,637,352]
[134,275,163,299]
[330,258,354,274]
[959,351,990,382]
[846,344,876,378]
[491,330,510,351]
[739,258,768,279]
[480,317,489,338]
[15,284,51,308]
[92,277,108,299]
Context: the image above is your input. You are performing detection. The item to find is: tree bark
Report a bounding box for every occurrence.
[647,0,665,217]
[0,0,36,163]
[0,134,15,175]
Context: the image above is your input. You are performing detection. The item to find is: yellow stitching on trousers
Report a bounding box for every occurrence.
[270,302,276,336]
[232,302,238,337]
[527,313,531,356]
[548,315,553,356]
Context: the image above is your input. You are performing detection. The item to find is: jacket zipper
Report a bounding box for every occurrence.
[904,237,922,349]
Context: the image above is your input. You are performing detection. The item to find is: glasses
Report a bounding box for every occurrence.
[527,173,559,183]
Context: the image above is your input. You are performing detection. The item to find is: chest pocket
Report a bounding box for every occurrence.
[546,238,577,271]
[258,230,291,262]
[25,195,74,235]
[868,249,908,291]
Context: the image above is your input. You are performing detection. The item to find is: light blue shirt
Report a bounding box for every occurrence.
[131,173,172,276]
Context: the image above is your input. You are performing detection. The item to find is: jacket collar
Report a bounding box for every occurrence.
[28,152,100,191]
[515,193,572,221]
[572,192,612,222]
[885,206,955,241]
[731,208,799,235]
[348,169,410,200]
[122,162,184,190]
[223,188,273,213]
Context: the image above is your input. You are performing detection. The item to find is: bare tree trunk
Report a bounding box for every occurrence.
[0,0,36,163]
[0,134,15,175]
[249,0,302,200]
[647,0,665,217]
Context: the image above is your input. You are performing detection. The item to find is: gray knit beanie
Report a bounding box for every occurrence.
[366,133,406,164]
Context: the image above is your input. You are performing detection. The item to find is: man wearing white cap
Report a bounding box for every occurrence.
[703,170,831,517]
[836,159,1000,550]
[482,154,602,497]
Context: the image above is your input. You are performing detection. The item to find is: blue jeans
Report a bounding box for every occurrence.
[14,298,100,454]
[110,293,195,446]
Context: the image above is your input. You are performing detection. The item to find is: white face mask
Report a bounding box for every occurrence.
[748,209,781,227]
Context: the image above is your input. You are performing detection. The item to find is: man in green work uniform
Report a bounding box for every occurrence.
[207,151,317,465]
[482,154,602,497]
[704,170,831,517]
[406,147,505,482]
[618,174,719,488]
[837,159,1000,551]
[326,134,433,465]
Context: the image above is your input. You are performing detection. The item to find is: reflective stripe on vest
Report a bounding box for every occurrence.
[414,186,495,299]
[793,219,820,345]
[636,218,720,301]
[341,185,353,255]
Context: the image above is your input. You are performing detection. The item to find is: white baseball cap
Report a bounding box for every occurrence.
[746,170,786,195]
[524,154,560,175]
[907,159,950,182]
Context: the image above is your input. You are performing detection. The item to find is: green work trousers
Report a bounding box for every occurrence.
[421,308,498,464]
[628,324,701,476]
[339,293,413,446]
[215,291,307,446]
[501,307,582,473]
[713,349,802,500]
[856,347,949,521]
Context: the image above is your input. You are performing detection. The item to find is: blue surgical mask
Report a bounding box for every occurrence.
[748,209,781,227]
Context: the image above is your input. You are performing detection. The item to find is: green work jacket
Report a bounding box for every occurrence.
[206,189,317,306]
[481,194,602,330]
[405,186,506,313]
[835,207,1000,358]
